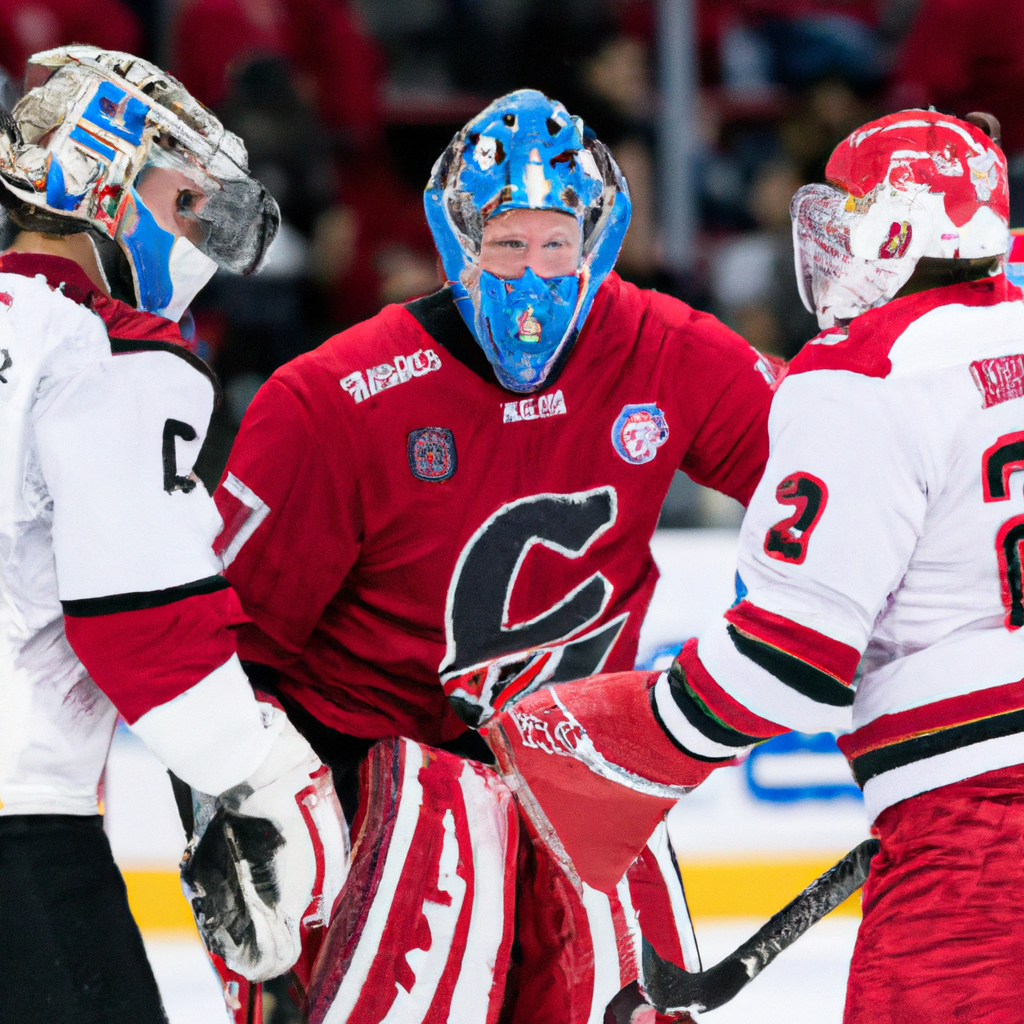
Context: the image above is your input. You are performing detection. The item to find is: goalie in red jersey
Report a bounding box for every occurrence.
[214,88,779,1024]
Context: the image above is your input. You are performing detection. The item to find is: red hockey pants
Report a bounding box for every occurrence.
[845,763,1024,1024]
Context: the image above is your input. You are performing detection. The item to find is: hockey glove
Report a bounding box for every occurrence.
[180,708,349,982]
[483,670,735,892]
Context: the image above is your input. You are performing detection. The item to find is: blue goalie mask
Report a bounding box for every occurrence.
[424,89,631,393]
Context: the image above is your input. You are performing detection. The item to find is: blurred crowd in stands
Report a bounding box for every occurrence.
[0,0,1021,527]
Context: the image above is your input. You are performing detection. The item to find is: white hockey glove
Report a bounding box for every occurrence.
[180,709,350,982]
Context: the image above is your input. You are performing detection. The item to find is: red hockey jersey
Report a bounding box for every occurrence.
[216,273,774,744]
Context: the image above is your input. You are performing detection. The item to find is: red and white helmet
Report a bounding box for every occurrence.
[792,110,1010,329]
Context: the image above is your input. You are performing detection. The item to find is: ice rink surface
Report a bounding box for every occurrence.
[146,916,859,1024]
[145,937,225,1024]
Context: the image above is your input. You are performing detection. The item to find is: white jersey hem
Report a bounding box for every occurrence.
[0,786,100,816]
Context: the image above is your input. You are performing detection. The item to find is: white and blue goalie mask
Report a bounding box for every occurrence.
[425,89,631,393]
[0,46,279,321]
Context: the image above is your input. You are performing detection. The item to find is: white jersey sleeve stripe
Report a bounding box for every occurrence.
[129,654,282,795]
[652,672,757,760]
[216,471,271,569]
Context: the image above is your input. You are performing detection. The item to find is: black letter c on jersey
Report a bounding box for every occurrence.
[440,487,626,724]
[982,432,1024,629]
[163,419,198,494]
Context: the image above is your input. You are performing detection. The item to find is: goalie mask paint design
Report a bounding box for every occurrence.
[477,265,581,386]
[0,46,280,321]
[791,110,1010,329]
[425,89,631,393]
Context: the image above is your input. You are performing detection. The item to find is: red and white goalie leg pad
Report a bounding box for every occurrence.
[629,821,701,978]
[204,954,263,1024]
[305,738,519,1024]
[509,819,698,1024]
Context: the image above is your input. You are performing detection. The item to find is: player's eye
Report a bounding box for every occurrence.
[176,190,201,215]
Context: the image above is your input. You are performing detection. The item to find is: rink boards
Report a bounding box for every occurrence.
[106,529,871,932]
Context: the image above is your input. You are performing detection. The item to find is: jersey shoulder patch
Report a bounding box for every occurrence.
[291,303,447,409]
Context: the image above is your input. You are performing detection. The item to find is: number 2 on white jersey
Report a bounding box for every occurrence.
[982,431,1024,629]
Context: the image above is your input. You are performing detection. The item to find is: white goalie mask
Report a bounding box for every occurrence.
[792,110,1010,330]
[0,46,280,320]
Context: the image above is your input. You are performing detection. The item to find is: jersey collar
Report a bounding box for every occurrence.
[788,274,1024,380]
[0,252,187,346]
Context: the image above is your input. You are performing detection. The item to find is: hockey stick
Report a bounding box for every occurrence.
[641,838,879,1014]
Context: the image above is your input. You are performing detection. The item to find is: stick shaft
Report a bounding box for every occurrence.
[642,838,879,1013]
[732,837,878,975]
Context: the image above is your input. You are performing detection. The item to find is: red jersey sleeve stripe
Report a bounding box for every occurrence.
[63,583,248,725]
[838,676,1024,760]
[724,600,860,685]
[674,638,788,740]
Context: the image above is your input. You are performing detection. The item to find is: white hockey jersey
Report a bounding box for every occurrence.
[0,254,275,815]
[658,275,1024,821]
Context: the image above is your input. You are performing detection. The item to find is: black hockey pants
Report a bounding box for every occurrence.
[0,814,168,1024]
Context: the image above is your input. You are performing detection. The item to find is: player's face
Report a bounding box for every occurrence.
[481,209,581,279]
[134,165,208,246]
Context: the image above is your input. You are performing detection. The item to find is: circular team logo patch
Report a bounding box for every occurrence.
[612,404,669,465]
[408,427,457,481]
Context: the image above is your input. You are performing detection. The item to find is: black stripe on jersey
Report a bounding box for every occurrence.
[666,661,767,748]
[404,288,498,385]
[727,624,855,708]
[650,687,738,763]
[109,338,221,398]
[850,708,1024,787]
[62,576,230,617]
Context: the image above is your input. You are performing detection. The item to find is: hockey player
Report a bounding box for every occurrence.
[487,110,1024,1022]
[0,47,347,1024]
[215,89,778,1024]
